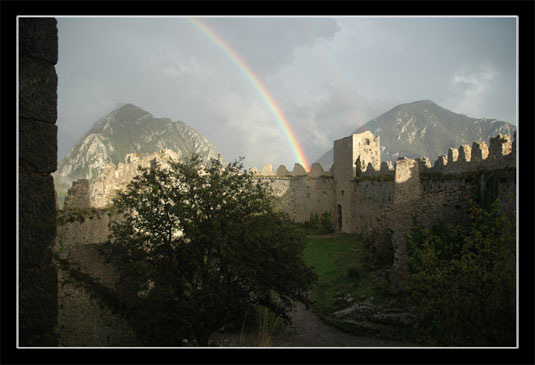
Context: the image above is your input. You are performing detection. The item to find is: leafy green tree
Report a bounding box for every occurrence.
[407,198,516,346]
[110,155,317,346]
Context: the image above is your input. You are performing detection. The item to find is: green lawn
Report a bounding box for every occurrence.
[302,232,392,326]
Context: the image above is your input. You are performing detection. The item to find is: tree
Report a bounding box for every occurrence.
[407,198,516,346]
[110,155,317,346]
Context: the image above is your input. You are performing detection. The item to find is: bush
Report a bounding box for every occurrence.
[407,198,516,346]
[363,230,393,269]
[110,155,317,346]
[346,266,360,281]
[320,211,335,234]
[307,213,320,228]
[303,211,334,235]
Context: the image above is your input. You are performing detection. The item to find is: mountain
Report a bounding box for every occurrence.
[316,100,516,169]
[54,103,220,204]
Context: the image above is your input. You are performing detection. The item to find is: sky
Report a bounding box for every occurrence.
[56,16,517,171]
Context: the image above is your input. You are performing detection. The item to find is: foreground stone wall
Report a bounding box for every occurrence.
[19,17,59,346]
[55,210,136,346]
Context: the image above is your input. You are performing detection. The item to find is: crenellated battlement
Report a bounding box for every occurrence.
[249,162,333,178]
[62,129,516,300]
[355,133,515,178]
[64,130,516,212]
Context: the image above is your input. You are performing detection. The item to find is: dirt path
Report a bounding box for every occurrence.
[272,302,416,347]
[210,302,416,347]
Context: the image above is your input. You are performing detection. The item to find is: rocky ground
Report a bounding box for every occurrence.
[209,301,417,347]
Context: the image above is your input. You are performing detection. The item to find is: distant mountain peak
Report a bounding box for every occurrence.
[54,105,221,204]
[401,99,436,106]
[316,100,515,169]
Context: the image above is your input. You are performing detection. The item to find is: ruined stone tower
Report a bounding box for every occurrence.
[333,131,381,232]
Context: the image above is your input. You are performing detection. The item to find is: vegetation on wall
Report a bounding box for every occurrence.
[363,229,394,270]
[109,155,317,346]
[303,211,335,235]
[406,198,516,346]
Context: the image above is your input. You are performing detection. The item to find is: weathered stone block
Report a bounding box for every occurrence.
[447,148,459,163]
[489,134,512,159]
[19,118,57,173]
[63,179,92,211]
[458,145,471,163]
[260,164,275,176]
[308,162,325,178]
[19,17,58,64]
[276,165,290,176]
[471,141,489,162]
[19,173,57,268]
[249,166,258,175]
[415,157,431,171]
[394,157,418,185]
[291,163,307,176]
[380,161,395,175]
[434,154,448,169]
[19,263,58,346]
[19,56,58,123]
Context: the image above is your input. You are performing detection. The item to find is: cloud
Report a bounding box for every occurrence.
[201,17,341,76]
[189,92,296,170]
[161,57,201,78]
[446,62,499,118]
[55,16,516,165]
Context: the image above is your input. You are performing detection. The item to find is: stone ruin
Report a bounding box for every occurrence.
[56,130,516,345]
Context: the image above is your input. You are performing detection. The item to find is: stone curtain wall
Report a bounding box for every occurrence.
[63,179,92,211]
[67,132,515,236]
[87,151,338,224]
[90,149,180,208]
[56,131,516,343]
[18,18,59,346]
[349,134,516,293]
[349,178,395,235]
[265,176,336,223]
[55,211,136,346]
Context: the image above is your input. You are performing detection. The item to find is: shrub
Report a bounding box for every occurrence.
[308,212,320,228]
[407,199,516,346]
[363,230,393,269]
[346,266,360,281]
[320,211,335,234]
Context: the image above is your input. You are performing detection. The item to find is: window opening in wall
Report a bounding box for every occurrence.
[337,204,342,231]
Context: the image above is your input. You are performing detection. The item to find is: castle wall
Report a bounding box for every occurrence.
[350,134,516,293]
[55,210,136,346]
[56,262,135,347]
[90,149,180,208]
[267,176,336,223]
[18,17,59,346]
[349,178,395,235]
[57,130,516,340]
[63,179,92,211]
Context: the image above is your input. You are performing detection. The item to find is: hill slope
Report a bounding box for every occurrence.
[54,103,220,205]
[316,100,516,169]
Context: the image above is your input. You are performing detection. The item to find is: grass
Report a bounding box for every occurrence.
[302,230,396,336]
[209,304,297,347]
[212,226,399,346]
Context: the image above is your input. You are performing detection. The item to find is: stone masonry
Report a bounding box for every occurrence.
[55,211,136,346]
[57,130,516,344]
[19,17,59,347]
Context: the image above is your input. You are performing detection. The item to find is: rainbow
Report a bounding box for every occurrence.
[187,17,310,170]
